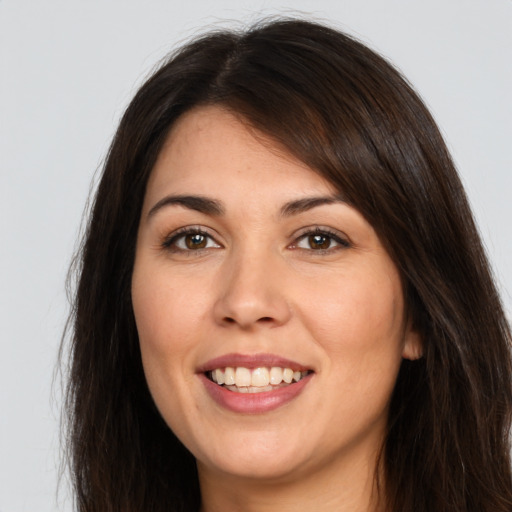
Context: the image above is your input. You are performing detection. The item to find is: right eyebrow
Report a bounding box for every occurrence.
[279,195,347,217]
[147,194,225,219]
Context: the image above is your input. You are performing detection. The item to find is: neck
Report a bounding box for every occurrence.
[197,446,386,512]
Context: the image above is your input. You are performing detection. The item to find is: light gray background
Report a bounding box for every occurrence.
[1,1,510,510]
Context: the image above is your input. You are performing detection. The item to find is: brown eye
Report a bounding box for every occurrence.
[308,234,332,250]
[293,229,350,252]
[185,233,208,249]
[163,228,221,252]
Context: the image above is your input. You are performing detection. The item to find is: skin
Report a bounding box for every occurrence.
[131,106,421,512]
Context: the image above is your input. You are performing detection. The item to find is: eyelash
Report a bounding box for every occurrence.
[161,226,350,254]
[162,226,219,253]
[291,227,351,253]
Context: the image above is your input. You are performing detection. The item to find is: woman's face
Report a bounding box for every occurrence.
[132,106,420,484]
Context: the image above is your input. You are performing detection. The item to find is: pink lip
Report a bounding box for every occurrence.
[199,372,313,414]
[197,353,314,414]
[197,353,311,372]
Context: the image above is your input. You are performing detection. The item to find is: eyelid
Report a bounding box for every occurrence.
[160,224,350,254]
[162,225,222,251]
[289,226,351,251]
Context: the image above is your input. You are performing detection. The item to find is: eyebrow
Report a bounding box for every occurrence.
[279,195,347,217]
[147,195,225,219]
[147,193,346,220]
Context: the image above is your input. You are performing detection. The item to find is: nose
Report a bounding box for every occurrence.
[212,249,292,330]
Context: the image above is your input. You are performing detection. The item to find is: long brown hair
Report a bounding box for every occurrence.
[63,18,512,511]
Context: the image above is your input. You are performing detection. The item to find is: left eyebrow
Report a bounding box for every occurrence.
[279,195,347,217]
[147,194,225,219]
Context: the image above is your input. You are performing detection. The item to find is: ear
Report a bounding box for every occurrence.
[402,325,423,360]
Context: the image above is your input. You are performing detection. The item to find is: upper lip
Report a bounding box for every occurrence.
[197,353,313,373]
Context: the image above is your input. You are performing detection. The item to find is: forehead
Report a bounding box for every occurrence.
[142,106,338,210]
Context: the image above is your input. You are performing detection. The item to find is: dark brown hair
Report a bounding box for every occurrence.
[63,18,512,511]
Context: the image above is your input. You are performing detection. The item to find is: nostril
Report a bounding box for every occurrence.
[222,315,274,325]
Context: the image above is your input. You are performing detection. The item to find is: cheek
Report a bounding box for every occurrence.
[132,259,207,350]
[298,267,405,390]
[132,261,194,391]
[302,268,403,342]
[131,263,204,428]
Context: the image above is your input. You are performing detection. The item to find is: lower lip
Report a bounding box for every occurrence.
[199,373,313,414]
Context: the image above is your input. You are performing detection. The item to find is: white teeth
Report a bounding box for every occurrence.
[209,366,311,392]
[235,367,252,387]
[214,368,225,385]
[283,368,293,384]
[224,367,235,385]
[269,367,283,385]
[251,367,270,387]
[225,385,274,393]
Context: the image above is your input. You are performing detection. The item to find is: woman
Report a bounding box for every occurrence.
[63,18,512,512]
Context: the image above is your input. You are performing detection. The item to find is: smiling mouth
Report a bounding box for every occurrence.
[207,366,313,393]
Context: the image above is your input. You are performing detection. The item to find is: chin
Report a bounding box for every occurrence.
[194,429,311,482]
